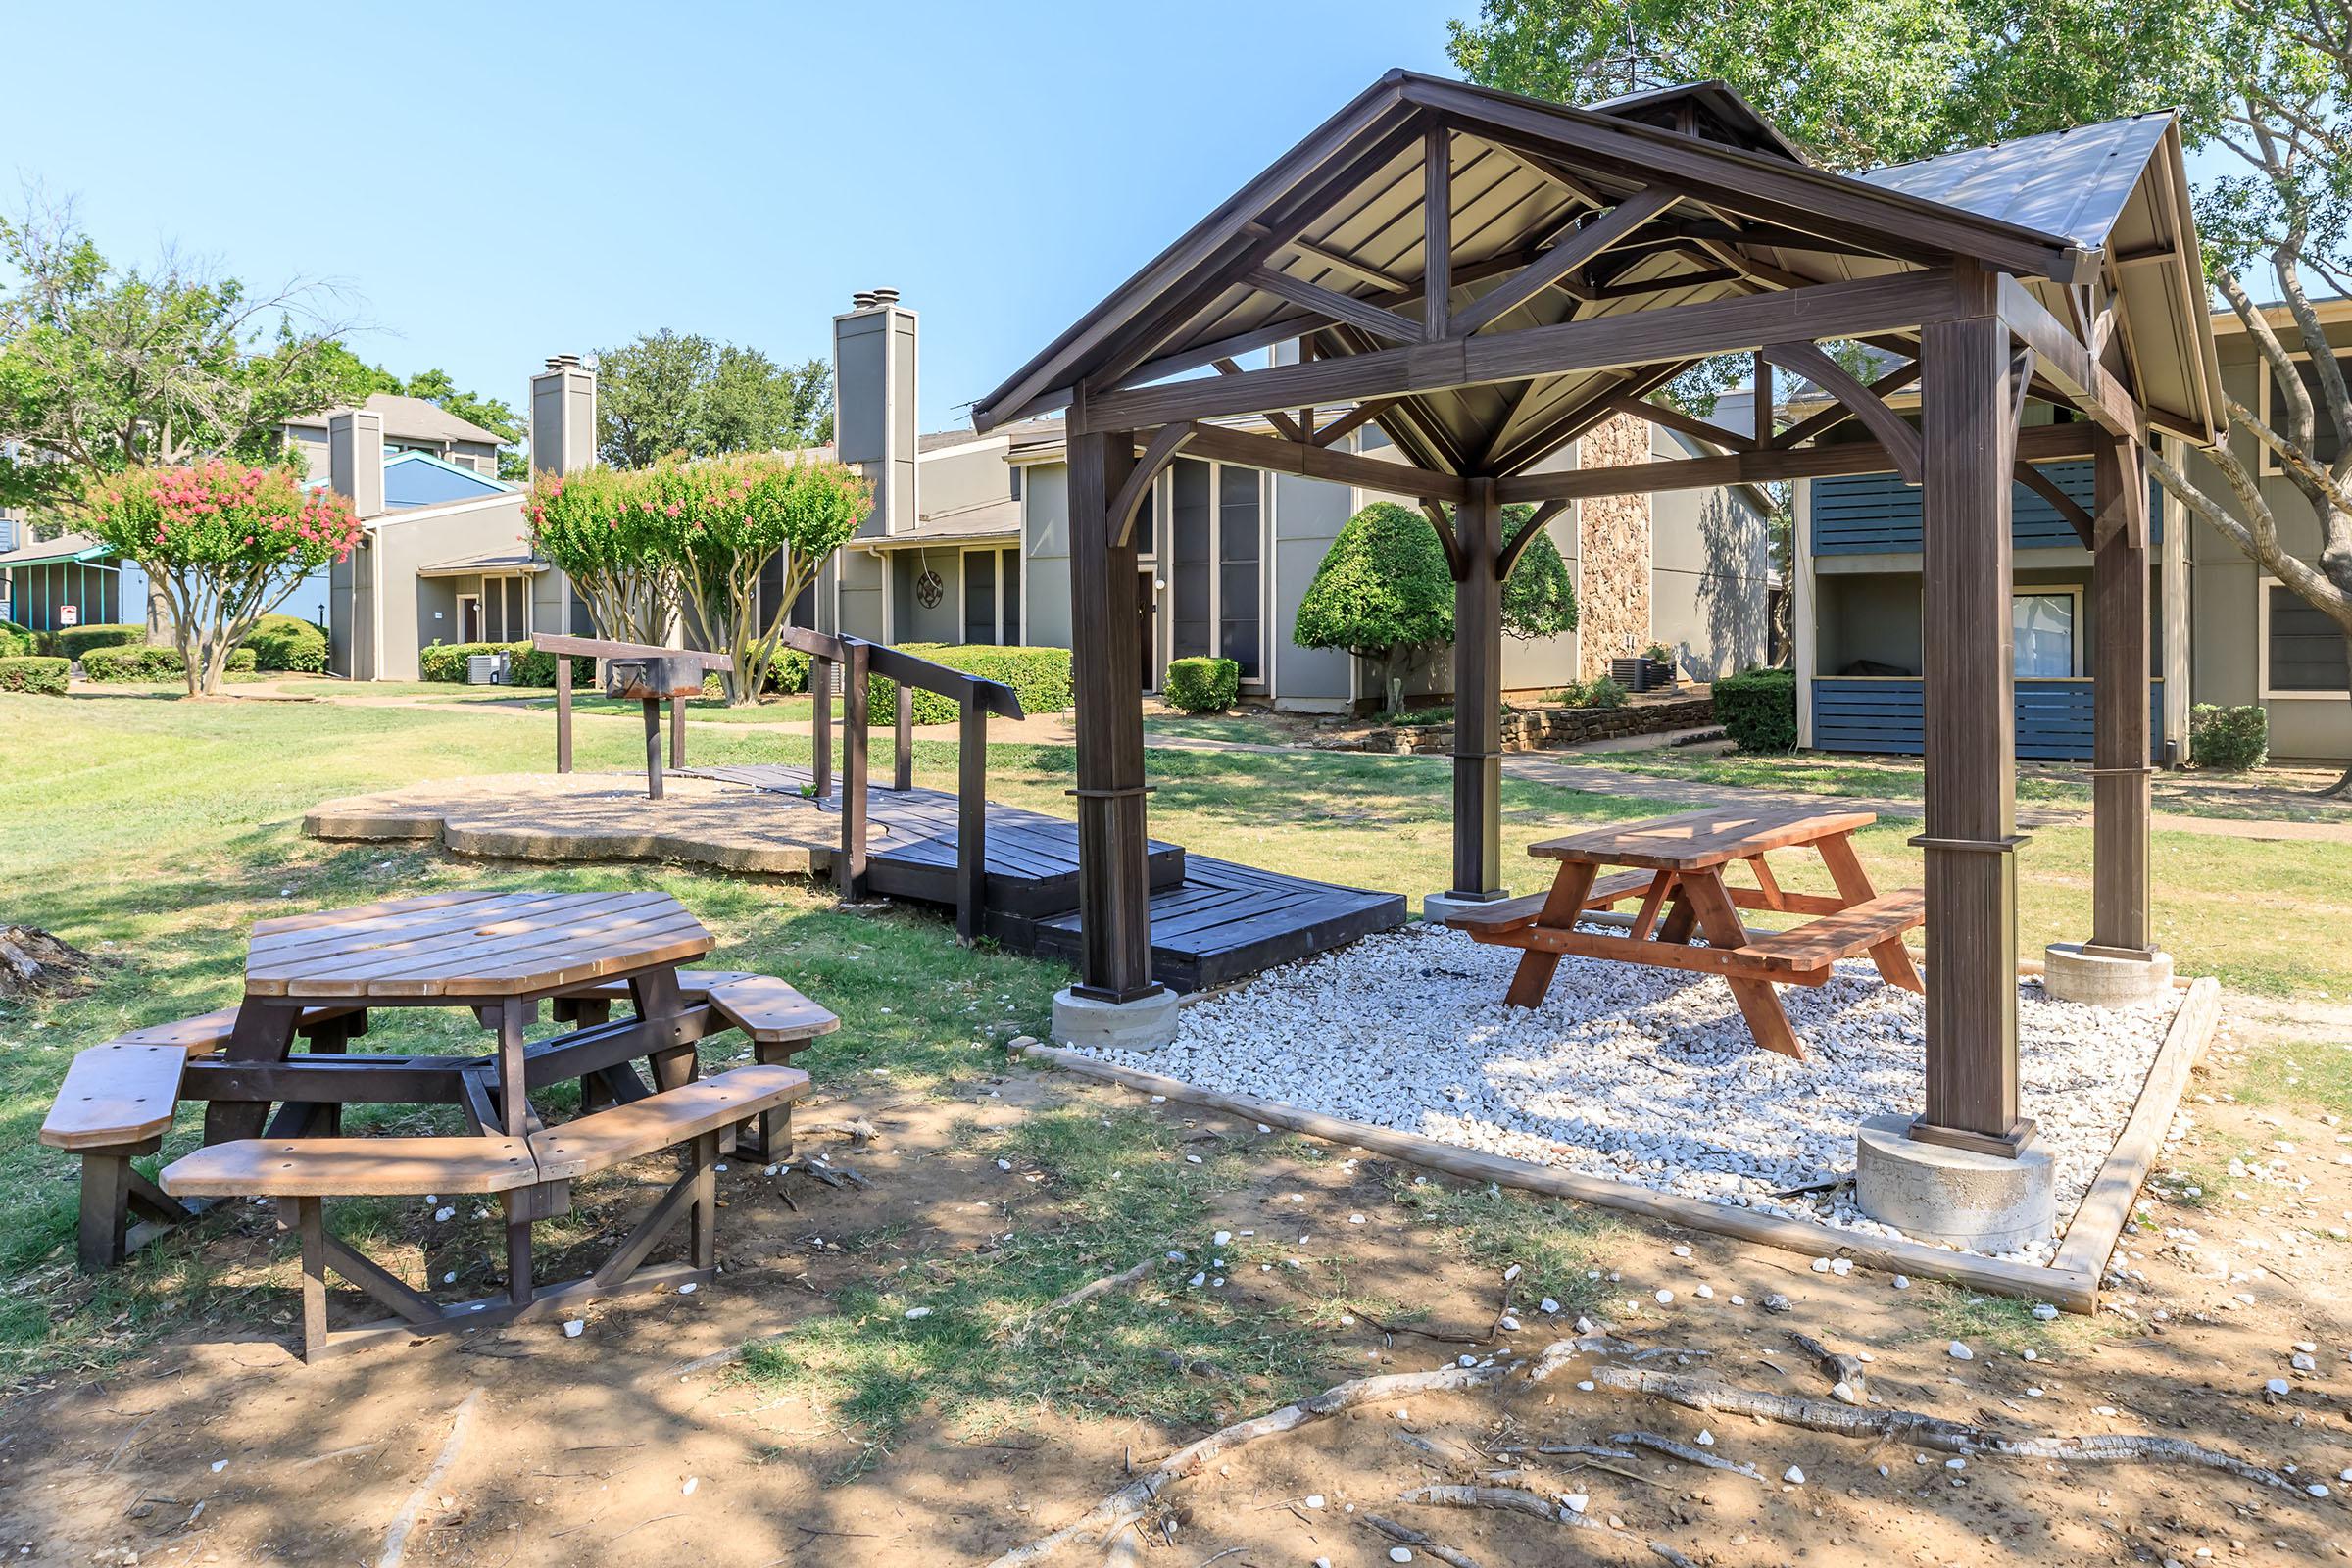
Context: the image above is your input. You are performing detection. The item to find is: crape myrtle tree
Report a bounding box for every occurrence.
[1449,0,2352,790]
[1295,499,1577,715]
[528,454,869,704]
[83,461,360,697]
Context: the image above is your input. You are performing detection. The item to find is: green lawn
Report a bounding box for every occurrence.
[2,687,2344,1380]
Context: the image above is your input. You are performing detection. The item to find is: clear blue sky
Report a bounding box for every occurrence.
[5,1,1459,435]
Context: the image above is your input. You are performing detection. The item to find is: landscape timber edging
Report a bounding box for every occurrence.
[1327,692,1716,756]
[1016,972,2222,1316]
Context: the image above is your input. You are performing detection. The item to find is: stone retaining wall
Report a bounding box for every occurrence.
[1334,691,1715,756]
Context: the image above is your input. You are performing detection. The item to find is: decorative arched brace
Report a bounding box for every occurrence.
[1496,499,1570,578]
[1108,423,1198,550]
[1761,341,1922,484]
[1419,500,1465,579]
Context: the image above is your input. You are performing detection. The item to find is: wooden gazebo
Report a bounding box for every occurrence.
[975,74,2221,1172]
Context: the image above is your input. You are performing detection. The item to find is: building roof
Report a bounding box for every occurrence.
[854,496,1022,551]
[975,70,2224,459]
[417,549,548,577]
[285,392,507,447]
[0,531,113,569]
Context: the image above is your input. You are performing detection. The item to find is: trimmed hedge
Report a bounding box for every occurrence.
[866,644,1074,725]
[0,656,68,695]
[0,619,35,659]
[1714,665,1797,753]
[58,622,148,660]
[418,641,595,688]
[244,613,327,673]
[2190,702,2268,771]
[81,644,257,682]
[1163,656,1240,713]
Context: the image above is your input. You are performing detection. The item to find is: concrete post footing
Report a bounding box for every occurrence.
[2041,942,2175,1006]
[1052,986,1181,1053]
[1854,1113,2056,1252]
[1423,890,1512,925]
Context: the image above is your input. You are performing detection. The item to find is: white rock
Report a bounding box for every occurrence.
[2311,1484,2332,1499]
[1540,1298,1560,1314]
[1654,1290,1675,1305]
[1213,1231,1232,1246]
[1390,1550,1415,1564]
[1561,1493,1590,1514]
[1695,1430,1714,1446]
[681,1477,698,1495]
[677,1282,696,1295]
[1948,1342,1975,1361]
[2032,1302,2060,1321]
[1304,1494,1325,1509]
[1810,1257,1832,1274]
[1829,1257,1853,1276]
[904,1307,932,1320]
[1893,1276,1911,1291]
[1784,1466,1805,1485]
[563,1319,584,1338]
[1189,1272,1205,1287]
[2266,1378,2292,1396]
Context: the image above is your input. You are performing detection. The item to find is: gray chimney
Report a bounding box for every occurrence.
[832,291,918,537]
[327,408,385,519]
[530,354,598,476]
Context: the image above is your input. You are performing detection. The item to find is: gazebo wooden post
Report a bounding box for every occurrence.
[2089,433,2154,954]
[1064,422,1161,1004]
[1913,297,2028,1155]
[1449,478,1506,901]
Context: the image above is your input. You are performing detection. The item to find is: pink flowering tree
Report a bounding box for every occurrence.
[530,454,869,703]
[85,462,360,697]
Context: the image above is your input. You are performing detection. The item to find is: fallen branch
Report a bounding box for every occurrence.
[1362,1513,1484,1568]
[1786,1330,1869,1405]
[377,1389,480,1568]
[1606,1431,1762,1480]
[1042,1259,1153,1316]
[1567,1361,2300,1493]
[1525,1442,1636,1462]
[978,1360,1513,1568]
[1398,1484,1574,1524]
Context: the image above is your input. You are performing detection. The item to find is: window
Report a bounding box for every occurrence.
[2260,357,2352,471]
[2264,581,2350,694]
[479,575,528,642]
[1159,457,1266,680]
[1218,464,1262,676]
[1170,459,1213,661]
[2011,590,2079,678]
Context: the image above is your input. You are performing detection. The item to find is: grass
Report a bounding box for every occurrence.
[1384,1171,1621,1318]
[2226,1038,2352,1117]
[1915,1281,2119,1357]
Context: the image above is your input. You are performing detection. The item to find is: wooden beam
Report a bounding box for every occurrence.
[1496,416,2099,503]
[1496,499,1569,577]
[1915,311,2025,1152]
[1274,232,1413,294]
[1419,500,1464,579]
[1309,397,1401,448]
[1075,269,1960,434]
[1450,479,1504,900]
[1581,266,1740,301]
[2013,459,2094,547]
[1606,394,1751,452]
[1997,275,2142,437]
[1753,352,1773,446]
[2090,431,2154,955]
[1424,127,1452,341]
[1489,359,1695,478]
[1451,187,1682,336]
[1161,421,1468,503]
[1109,422,1197,549]
[1772,359,1920,449]
[1248,267,1427,345]
[1760,340,1921,484]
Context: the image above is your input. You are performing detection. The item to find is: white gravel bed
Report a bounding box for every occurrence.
[1083,923,2180,1265]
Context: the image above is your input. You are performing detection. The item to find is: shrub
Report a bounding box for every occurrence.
[1163,656,1240,713]
[865,644,1074,725]
[418,641,588,688]
[1552,675,1629,710]
[81,644,256,681]
[0,619,36,659]
[2190,703,2268,771]
[768,648,812,694]
[1714,665,1798,753]
[57,622,147,660]
[0,656,68,695]
[243,613,327,673]
[1294,501,1453,716]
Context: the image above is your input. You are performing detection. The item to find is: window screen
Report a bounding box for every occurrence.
[1170,458,1212,660]
[965,549,998,644]
[2270,584,2350,690]
[1218,466,1261,679]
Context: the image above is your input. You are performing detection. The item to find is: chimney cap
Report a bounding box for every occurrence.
[545,353,583,372]
[852,290,877,310]
[870,287,901,307]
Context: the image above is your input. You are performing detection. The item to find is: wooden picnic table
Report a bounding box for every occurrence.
[1445,805,1925,1058]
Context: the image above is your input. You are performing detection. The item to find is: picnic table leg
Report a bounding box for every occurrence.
[1680,873,1805,1059]
[1503,862,1599,1008]
[292,1196,329,1362]
[202,1002,301,1145]
[1625,871,1677,942]
[76,1151,131,1273]
[1816,832,1925,993]
[1655,889,1699,945]
[631,967,698,1093]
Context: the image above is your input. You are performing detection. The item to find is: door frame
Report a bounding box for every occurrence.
[457,592,482,644]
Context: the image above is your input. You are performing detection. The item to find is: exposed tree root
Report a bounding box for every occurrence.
[977,1361,1511,1568]
[1552,1358,2300,1493]
[1362,1513,1485,1568]
[1785,1330,1869,1405]
[1606,1430,1763,1479]
[1399,1483,1579,1523]
[1041,1258,1154,1316]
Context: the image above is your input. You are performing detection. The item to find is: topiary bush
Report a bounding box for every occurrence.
[0,619,36,659]
[1294,501,1453,717]
[243,613,327,673]
[866,644,1074,725]
[81,644,255,681]
[57,622,148,661]
[1714,665,1798,753]
[1163,656,1240,713]
[0,656,68,695]
[2190,702,2268,771]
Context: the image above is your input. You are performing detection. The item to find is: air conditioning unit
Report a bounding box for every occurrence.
[466,653,511,685]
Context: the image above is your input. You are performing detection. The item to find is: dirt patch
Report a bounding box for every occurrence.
[1,997,2346,1567]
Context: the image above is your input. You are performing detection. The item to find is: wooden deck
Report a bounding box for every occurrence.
[682,764,1403,990]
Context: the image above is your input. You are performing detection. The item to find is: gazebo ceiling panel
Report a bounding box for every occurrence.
[978,71,2221,451]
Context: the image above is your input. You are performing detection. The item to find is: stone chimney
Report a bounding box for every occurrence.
[530,354,598,477]
[327,408,385,519]
[832,289,918,536]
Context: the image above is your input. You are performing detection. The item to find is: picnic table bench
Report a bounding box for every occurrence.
[41,889,839,1360]
[1446,805,1925,1058]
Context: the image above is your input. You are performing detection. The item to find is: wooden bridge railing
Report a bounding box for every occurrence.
[776,626,1024,941]
[531,633,733,775]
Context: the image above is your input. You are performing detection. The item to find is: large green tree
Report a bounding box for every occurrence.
[0,198,376,519]
[593,329,832,468]
[1450,0,2352,788]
